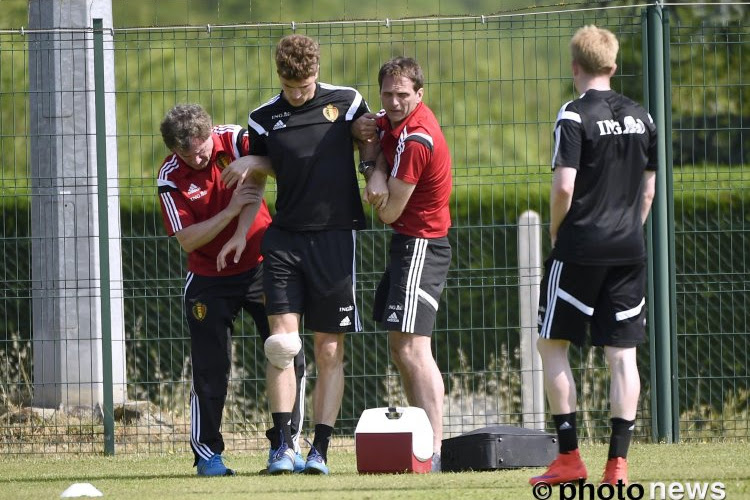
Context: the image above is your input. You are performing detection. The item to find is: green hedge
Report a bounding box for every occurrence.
[2,188,749,436]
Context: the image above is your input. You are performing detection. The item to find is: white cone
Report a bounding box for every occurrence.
[60,483,103,498]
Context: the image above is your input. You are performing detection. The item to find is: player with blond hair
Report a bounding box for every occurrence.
[530,25,657,486]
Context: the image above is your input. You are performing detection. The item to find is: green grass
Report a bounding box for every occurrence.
[2,443,749,499]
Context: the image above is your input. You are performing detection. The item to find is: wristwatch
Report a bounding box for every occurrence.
[358,160,376,176]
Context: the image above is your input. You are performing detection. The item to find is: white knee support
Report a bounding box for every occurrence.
[264,332,302,369]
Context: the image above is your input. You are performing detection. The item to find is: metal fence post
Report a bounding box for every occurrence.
[661,9,679,444]
[518,211,545,430]
[93,18,115,456]
[645,4,677,444]
[641,8,659,444]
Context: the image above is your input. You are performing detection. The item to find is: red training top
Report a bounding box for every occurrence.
[376,102,452,238]
[157,124,271,276]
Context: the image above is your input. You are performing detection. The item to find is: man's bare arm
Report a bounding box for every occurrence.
[175,182,262,253]
[640,170,656,224]
[221,155,274,188]
[216,169,269,271]
[549,166,577,247]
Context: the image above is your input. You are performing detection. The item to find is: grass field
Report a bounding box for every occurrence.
[1,442,749,500]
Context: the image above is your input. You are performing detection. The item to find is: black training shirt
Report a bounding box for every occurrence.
[552,89,658,264]
[248,82,369,231]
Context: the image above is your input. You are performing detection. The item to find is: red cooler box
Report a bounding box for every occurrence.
[355,406,433,474]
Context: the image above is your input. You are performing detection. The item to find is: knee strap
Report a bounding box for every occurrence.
[264,332,302,369]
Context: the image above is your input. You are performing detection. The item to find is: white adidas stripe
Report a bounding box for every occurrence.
[402,238,428,333]
[615,297,645,321]
[319,82,363,121]
[557,288,594,316]
[158,157,182,232]
[350,230,362,332]
[190,383,214,460]
[540,259,563,339]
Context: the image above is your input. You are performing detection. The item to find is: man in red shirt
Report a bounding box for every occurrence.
[365,57,453,472]
[157,104,306,476]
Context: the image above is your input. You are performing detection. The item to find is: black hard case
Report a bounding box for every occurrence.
[441,425,557,472]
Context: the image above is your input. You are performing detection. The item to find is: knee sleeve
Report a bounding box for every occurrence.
[264,332,302,369]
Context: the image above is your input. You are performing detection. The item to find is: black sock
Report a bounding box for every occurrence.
[608,418,635,459]
[266,424,300,450]
[553,413,578,454]
[312,424,333,462]
[265,426,276,448]
[271,412,293,450]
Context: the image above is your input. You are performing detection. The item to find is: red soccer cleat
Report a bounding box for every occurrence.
[601,457,628,485]
[529,449,588,485]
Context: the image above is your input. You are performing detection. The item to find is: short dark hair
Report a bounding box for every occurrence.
[378,57,424,91]
[160,104,212,151]
[275,34,320,81]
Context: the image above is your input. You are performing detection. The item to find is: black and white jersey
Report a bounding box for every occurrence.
[552,89,658,264]
[248,82,369,231]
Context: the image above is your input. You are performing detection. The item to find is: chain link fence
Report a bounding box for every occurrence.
[0,3,748,454]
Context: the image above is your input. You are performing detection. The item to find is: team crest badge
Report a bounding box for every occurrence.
[323,104,339,122]
[215,151,231,170]
[192,302,207,321]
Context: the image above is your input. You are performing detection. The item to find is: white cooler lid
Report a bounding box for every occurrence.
[354,406,433,461]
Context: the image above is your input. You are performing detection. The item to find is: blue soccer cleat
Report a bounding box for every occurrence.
[303,445,329,475]
[294,451,306,473]
[267,446,305,473]
[267,442,295,475]
[196,454,236,476]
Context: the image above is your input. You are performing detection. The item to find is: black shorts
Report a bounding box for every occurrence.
[183,264,270,342]
[537,258,647,347]
[261,226,361,333]
[373,233,451,336]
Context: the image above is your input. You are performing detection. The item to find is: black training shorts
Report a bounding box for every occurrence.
[537,258,647,347]
[373,233,451,336]
[261,226,361,333]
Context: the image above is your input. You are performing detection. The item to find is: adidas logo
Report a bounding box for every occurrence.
[339,316,351,327]
[187,183,200,195]
[272,120,286,130]
[387,312,399,323]
[559,421,572,430]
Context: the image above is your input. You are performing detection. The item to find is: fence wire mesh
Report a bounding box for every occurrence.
[670,16,750,441]
[0,3,748,455]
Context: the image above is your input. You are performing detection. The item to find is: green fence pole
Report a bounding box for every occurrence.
[646,4,675,443]
[93,18,115,456]
[661,7,679,443]
[641,9,659,444]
